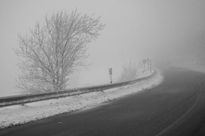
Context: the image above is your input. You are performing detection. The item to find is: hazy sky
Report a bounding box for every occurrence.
[0,0,205,96]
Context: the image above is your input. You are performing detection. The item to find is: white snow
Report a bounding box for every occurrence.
[0,70,163,129]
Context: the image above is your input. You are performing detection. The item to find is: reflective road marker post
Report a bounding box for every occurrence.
[109,68,112,84]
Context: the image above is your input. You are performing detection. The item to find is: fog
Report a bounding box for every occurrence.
[0,0,205,96]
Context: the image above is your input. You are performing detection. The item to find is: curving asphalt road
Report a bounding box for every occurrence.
[1,67,205,136]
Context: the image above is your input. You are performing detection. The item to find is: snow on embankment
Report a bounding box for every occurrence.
[0,70,163,129]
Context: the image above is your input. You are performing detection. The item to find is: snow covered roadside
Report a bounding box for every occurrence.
[0,70,163,129]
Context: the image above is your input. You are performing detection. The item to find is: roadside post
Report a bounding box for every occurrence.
[149,59,152,72]
[143,59,146,72]
[147,58,152,72]
[109,68,113,84]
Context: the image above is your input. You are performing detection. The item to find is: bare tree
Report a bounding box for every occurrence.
[16,10,104,93]
[118,62,138,82]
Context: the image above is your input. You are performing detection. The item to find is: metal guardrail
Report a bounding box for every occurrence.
[0,71,156,108]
